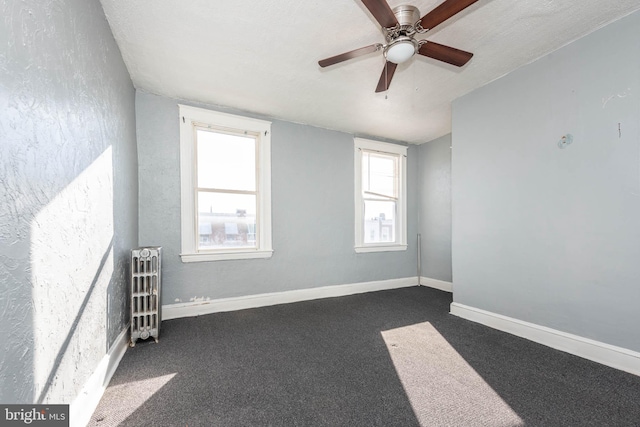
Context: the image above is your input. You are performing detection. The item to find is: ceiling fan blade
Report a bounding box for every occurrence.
[418,41,473,67]
[375,62,398,93]
[419,0,479,31]
[361,0,399,28]
[318,44,381,68]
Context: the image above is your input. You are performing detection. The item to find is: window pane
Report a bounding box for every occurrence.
[363,152,397,198]
[363,200,396,243]
[198,192,257,250]
[197,129,256,191]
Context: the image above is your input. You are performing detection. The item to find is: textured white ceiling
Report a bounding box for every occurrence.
[99,0,640,144]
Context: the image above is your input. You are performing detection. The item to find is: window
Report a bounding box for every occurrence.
[179,105,272,262]
[354,138,407,253]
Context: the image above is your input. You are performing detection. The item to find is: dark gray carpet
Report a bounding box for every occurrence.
[89,287,640,426]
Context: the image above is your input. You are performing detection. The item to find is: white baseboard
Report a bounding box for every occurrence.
[163,277,419,320]
[70,325,130,427]
[450,303,640,377]
[419,277,453,293]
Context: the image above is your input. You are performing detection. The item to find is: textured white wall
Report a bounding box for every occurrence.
[0,0,137,404]
[452,11,640,351]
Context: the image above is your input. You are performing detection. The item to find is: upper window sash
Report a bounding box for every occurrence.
[194,124,259,193]
[361,149,399,201]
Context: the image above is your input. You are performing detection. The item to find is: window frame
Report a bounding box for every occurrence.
[354,137,407,253]
[179,104,273,262]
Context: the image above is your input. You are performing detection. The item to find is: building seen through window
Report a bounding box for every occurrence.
[196,128,258,250]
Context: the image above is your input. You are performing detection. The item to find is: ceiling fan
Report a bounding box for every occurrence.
[318,0,479,92]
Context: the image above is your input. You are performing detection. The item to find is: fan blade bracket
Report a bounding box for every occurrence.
[414,20,428,34]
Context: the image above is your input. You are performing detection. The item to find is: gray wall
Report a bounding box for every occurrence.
[451,11,640,351]
[0,0,137,404]
[418,134,452,282]
[136,91,418,304]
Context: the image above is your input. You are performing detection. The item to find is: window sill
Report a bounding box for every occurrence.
[180,249,273,263]
[354,244,408,253]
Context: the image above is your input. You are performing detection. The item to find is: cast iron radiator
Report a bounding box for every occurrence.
[130,247,162,347]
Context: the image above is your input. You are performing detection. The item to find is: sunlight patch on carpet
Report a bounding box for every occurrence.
[382,322,524,427]
[92,373,176,426]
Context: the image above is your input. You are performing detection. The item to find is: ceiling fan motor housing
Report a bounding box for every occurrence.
[392,5,420,27]
[383,5,420,40]
[383,5,420,64]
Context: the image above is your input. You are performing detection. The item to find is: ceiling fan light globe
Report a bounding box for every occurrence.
[385,40,416,64]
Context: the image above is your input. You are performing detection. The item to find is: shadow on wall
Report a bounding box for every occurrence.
[0,0,137,405]
[0,140,129,404]
[33,237,114,404]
